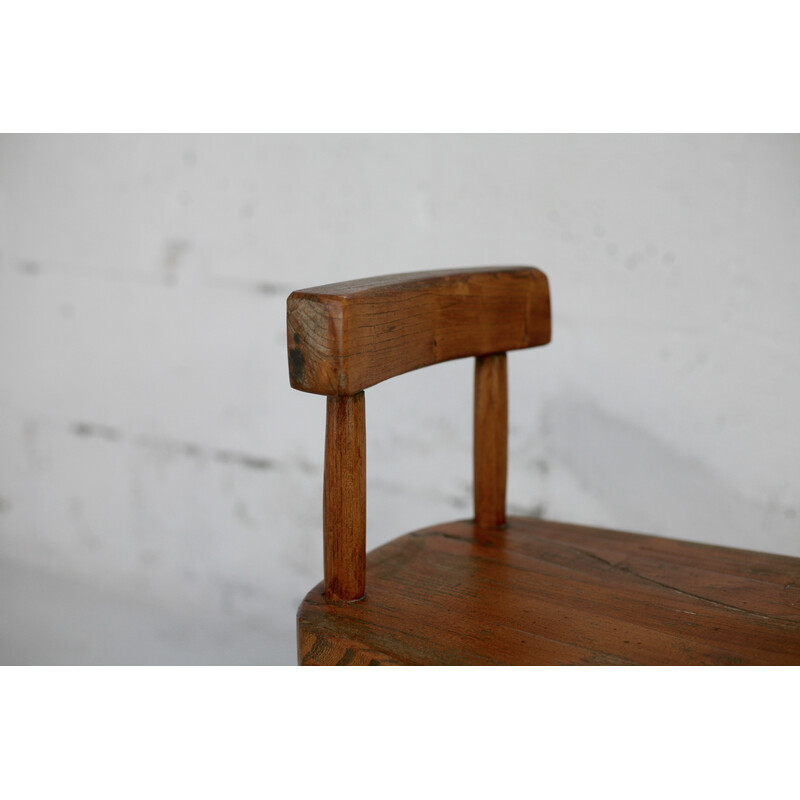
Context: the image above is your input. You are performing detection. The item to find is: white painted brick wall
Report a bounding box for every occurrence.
[1,134,798,663]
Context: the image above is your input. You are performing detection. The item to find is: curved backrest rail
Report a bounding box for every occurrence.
[287,266,550,396]
[287,267,552,601]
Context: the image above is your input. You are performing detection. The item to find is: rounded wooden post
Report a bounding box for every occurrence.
[323,392,366,601]
[474,353,508,528]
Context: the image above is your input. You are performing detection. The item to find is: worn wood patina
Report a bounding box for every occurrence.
[287,266,800,665]
[298,518,800,665]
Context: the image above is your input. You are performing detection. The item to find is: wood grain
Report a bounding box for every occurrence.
[474,353,508,528]
[323,393,366,601]
[287,266,550,396]
[298,517,800,665]
[287,264,800,666]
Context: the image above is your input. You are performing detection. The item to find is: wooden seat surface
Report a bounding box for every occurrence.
[298,517,800,665]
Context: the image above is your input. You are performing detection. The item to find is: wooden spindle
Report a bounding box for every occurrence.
[323,392,366,601]
[474,353,508,528]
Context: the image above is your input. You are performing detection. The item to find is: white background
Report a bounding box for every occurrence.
[1,3,798,798]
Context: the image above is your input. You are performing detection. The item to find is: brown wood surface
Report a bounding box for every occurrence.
[287,266,550,396]
[323,393,366,601]
[298,517,800,665]
[474,353,508,528]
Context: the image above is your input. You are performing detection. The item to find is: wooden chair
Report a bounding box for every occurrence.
[287,266,800,665]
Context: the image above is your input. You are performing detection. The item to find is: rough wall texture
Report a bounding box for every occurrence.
[0,134,798,663]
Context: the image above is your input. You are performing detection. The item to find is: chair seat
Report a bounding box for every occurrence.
[298,517,800,665]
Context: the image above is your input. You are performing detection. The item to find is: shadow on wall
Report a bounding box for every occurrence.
[544,393,798,557]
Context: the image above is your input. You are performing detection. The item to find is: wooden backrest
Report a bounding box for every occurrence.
[287,267,551,600]
[287,266,550,395]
